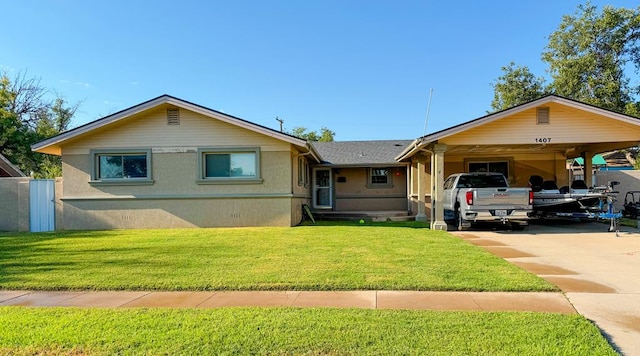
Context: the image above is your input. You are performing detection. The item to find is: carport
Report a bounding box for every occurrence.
[396,95,640,230]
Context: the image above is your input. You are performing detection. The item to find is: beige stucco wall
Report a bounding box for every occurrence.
[333,167,408,211]
[442,152,568,187]
[0,178,31,231]
[56,105,307,229]
[63,197,293,229]
[62,151,292,198]
[59,150,296,229]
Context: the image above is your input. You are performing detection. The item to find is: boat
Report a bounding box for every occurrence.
[528,176,606,218]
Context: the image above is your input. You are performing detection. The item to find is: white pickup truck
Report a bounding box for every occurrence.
[442,172,533,230]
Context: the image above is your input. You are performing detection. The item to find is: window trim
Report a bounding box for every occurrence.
[463,157,514,183]
[366,167,393,189]
[197,147,263,185]
[89,148,153,186]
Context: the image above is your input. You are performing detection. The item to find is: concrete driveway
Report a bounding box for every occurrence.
[452,221,640,356]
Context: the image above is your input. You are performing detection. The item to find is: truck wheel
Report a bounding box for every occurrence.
[510,223,526,231]
[456,209,468,231]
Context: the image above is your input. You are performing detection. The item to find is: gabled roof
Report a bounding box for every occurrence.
[0,153,26,177]
[396,94,640,160]
[32,94,320,161]
[312,140,412,166]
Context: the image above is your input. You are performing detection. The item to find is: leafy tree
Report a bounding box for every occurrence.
[491,62,546,111]
[490,3,640,115]
[0,71,78,177]
[289,126,335,142]
[542,3,640,113]
[31,98,78,178]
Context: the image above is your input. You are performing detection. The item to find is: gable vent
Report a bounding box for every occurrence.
[167,108,180,125]
[536,107,549,124]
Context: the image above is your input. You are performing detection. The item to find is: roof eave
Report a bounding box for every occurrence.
[32,94,310,155]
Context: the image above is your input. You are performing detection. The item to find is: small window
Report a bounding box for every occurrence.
[367,168,393,188]
[197,147,262,184]
[90,149,153,185]
[537,107,549,124]
[371,168,389,184]
[297,157,309,186]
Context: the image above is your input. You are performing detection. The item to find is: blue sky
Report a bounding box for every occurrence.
[3,0,637,140]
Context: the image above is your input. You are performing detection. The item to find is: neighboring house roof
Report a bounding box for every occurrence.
[396,94,640,161]
[572,155,607,166]
[601,150,635,168]
[0,154,26,177]
[31,94,321,162]
[312,140,413,167]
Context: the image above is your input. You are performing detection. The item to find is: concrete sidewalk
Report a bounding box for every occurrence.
[0,290,576,313]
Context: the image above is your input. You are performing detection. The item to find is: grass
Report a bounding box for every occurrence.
[0,224,554,291]
[0,307,616,355]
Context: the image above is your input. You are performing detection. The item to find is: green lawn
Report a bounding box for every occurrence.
[0,307,616,355]
[0,224,554,291]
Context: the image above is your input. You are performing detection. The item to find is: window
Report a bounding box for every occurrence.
[468,161,508,175]
[197,147,262,184]
[298,157,309,186]
[367,167,393,188]
[90,149,152,185]
[466,159,512,181]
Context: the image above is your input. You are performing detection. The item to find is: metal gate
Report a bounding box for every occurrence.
[30,179,55,232]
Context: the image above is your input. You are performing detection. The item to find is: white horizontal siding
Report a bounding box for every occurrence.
[443,103,640,145]
[63,106,290,154]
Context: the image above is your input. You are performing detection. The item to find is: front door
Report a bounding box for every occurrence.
[313,168,332,209]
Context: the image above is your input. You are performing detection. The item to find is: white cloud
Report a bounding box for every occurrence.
[75,81,91,88]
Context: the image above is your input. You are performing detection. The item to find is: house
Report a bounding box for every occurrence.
[31,94,640,231]
[310,140,412,216]
[0,153,26,177]
[32,95,320,230]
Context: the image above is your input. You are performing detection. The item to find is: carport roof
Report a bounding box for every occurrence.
[396,94,640,161]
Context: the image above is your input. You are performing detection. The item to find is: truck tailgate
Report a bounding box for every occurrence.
[471,188,531,206]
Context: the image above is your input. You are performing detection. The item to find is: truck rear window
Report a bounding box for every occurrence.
[457,175,508,188]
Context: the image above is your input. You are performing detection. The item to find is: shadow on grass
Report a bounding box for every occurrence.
[298,220,430,229]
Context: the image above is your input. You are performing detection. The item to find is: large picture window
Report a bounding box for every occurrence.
[198,147,262,184]
[90,149,152,185]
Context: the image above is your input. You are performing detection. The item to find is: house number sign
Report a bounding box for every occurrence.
[535,137,551,143]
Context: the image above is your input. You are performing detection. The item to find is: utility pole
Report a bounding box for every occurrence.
[276,117,284,132]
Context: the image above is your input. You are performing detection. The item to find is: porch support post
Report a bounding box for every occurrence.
[415,156,428,222]
[431,144,448,230]
[582,151,593,187]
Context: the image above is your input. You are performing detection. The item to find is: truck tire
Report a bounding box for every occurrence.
[509,222,526,231]
[456,208,468,231]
